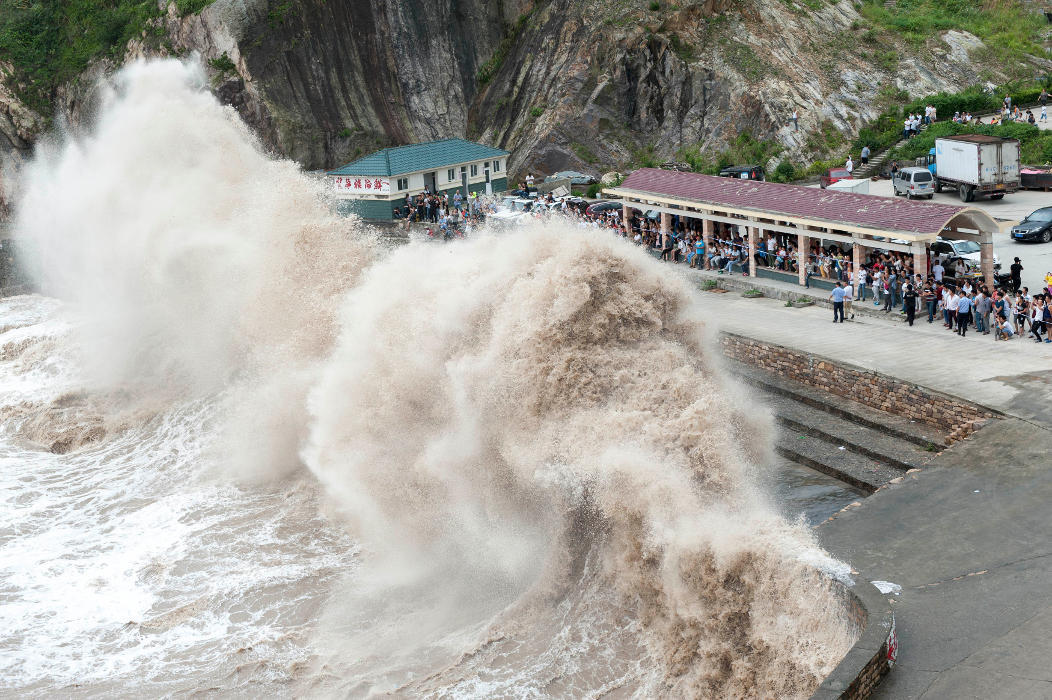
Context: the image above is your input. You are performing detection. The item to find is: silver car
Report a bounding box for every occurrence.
[893,167,935,200]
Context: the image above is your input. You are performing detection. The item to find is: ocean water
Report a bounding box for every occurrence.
[0,59,858,698]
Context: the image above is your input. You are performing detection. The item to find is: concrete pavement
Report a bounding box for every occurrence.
[817,418,1052,699]
[682,269,1052,699]
[686,271,1052,429]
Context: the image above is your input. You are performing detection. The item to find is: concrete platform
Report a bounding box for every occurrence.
[681,264,1052,698]
[682,267,1052,430]
[817,418,1052,699]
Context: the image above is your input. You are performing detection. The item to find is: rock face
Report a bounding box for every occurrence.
[0,0,1048,207]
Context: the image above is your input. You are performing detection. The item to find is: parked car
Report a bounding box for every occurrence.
[718,165,765,181]
[585,199,623,216]
[931,237,1001,270]
[563,196,590,213]
[1010,206,1052,243]
[819,168,852,189]
[546,170,597,185]
[892,166,935,200]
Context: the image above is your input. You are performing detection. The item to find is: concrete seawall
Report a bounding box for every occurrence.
[812,577,897,700]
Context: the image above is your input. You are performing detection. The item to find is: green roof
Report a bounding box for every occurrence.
[328,138,509,177]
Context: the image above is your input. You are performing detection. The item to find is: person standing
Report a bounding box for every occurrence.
[923,282,937,323]
[861,145,871,166]
[956,292,972,336]
[943,286,956,328]
[1030,296,1047,342]
[1010,257,1023,292]
[829,281,846,323]
[856,265,868,302]
[904,284,918,326]
[883,270,897,312]
[844,280,855,320]
[1042,105,1048,123]
[845,156,854,176]
[932,258,945,284]
[792,109,799,131]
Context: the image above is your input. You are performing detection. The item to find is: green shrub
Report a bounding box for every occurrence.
[529,105,545,118]
[677,131,783,175]
[770,160,797,183]
[175,0,214,16]
[649,1,661,11]
[586,182,602,198]
[477,11,531,85]
[572,141,598,164]
[0,0,166,114]
[207,52,236,74]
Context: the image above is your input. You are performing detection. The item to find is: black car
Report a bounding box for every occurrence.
[585,199,623,216]
[718,165,765,181]
[1010,207,1052,243]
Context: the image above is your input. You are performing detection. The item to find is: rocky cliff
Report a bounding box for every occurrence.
[0,0,1048,208]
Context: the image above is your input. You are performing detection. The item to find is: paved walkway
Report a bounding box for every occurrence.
[679,267,1052,698]
[683,267,1052,428]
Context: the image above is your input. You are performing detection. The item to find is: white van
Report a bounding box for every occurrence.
[892,167,935,200]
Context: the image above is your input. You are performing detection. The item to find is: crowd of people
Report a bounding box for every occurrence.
[394,183,1052,344]
[395,189,498,239]
[828,276,1052,343]
[585,205,1052,344]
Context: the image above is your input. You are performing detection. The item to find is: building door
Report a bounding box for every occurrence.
[424,171,436,194]
[460,166,468,201]
[484,166,492,196]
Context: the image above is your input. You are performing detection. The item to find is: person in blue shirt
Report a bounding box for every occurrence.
[956,292,973,336]
[829,281,847,322]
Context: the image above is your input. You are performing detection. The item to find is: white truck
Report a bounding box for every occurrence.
[926,135,1020,202]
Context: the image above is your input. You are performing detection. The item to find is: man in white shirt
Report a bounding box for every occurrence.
[932,260,944,282]
[856,266,868,302]
[945,289,959,329]
[845,156,854,175]
[844,281,855,320]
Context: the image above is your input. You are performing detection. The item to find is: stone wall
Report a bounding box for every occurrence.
[810,578,897,700]
[720,333,997,444]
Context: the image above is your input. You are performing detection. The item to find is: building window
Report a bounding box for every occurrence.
[470,164,479,177]
[397,177,408,191]
[448,168,455,182]
[493,160,501,172]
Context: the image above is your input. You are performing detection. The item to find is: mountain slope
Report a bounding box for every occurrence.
[0,0,1048,209]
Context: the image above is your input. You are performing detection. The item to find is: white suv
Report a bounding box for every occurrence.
[931,237,1001,270]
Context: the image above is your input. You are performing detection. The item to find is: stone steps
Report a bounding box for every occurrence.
[766,391,937,473]
[774,435,899,494]
[730,360,948,450]
[731,361,945,492]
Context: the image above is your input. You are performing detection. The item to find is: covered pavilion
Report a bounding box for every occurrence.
[604,169,1000,287]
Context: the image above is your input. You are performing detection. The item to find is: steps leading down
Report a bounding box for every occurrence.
[730,361,945,493]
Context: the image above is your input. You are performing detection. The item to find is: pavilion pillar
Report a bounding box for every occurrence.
[748,225,758,277]
[979,229,995,289]
[912,241,928,285]
[852,240,863,280]
[798,232,809,286]
[702,217,714,269]
[622,204,632,236]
